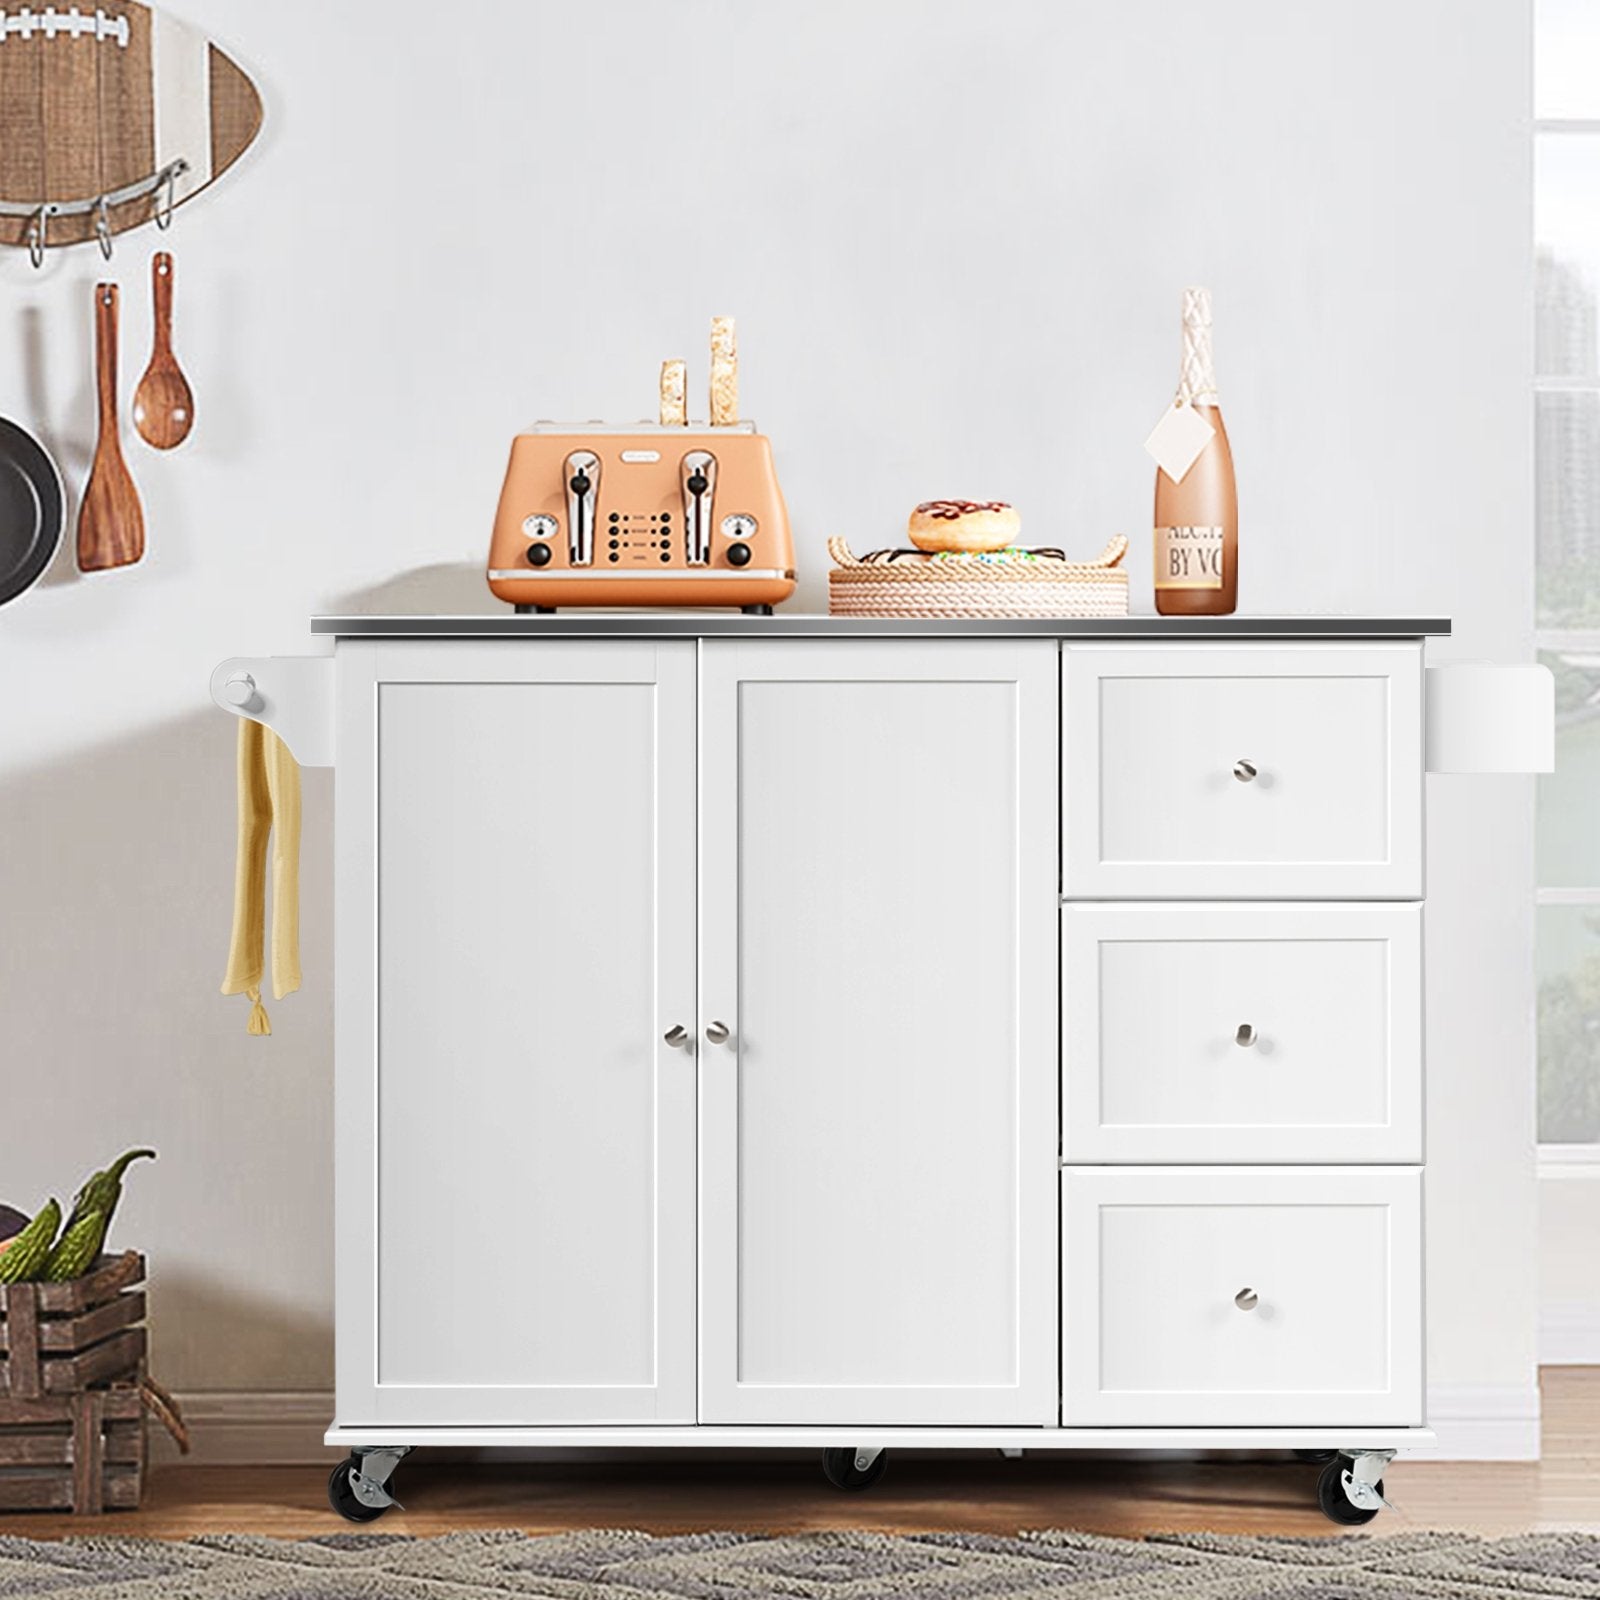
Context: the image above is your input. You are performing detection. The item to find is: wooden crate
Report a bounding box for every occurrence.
[0,1384,145,1513]
[0,1254,149,1513]
[0,1253,146,1400]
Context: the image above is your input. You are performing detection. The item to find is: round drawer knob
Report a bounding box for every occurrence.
[1235,1023,1258,1048]
[526,543,553,567]
[726,541,752,568]
[1235,1288,1259,1312]
[704,1020,731,1045]
[223,673,258,709]
[1233,759,1258,783]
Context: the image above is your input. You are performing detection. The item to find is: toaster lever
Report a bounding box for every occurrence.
[565,450,600,566]
[681,451,717,566]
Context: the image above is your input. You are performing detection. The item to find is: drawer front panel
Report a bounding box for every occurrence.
[1061,1168,1423,1427]
[1063,903,1422,1163]
[1062,644,1423,899]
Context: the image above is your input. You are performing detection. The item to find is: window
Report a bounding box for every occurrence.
[1537,0,1600,1153]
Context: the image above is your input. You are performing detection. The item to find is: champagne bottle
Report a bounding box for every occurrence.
[1154,287,1238,616]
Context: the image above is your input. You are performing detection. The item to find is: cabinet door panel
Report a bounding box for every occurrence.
[335,641,695,1426]
[699,641,1058,1425]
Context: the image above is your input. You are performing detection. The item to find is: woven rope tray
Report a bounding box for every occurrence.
[827,536,1129,619]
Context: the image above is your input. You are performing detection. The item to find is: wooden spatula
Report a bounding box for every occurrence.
[77,283,145,572]
[133,253,194,450]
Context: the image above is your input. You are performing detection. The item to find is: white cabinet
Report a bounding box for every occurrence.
[698,641,1060,1424]
[1062,903,1423,1164]
[223,618,1518,1507]
[1062,645,1423,900]
[1061,1168,1423,1428]
[333,642,698,1425]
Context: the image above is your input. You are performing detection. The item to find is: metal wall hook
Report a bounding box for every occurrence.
[154,164,179,230]
[94,196,113,259]
[1,158,188,262]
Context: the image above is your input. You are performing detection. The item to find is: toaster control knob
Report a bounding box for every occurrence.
[726,542,752,567]
[570,470,591,495]
[687,472,709,497]
[526,543,553,567]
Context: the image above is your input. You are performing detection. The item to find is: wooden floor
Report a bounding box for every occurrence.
[6,1370,1598,1542]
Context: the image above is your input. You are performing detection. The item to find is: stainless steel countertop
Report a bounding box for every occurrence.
[311,613,1451,640]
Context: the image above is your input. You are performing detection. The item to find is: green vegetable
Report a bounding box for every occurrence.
[64,1149,155,1238]
[0,1199,61,1284]
[43,1207,111,1283]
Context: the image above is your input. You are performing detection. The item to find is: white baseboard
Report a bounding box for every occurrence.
[157,1392,340,1466]
[1424,1383,1542,1461]
[1541,1302,1600,1365]
[164,1386,1544,1467]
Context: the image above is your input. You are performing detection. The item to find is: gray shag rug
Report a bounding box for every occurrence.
[1,1528,1599,1598]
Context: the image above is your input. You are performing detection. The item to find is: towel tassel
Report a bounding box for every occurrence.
[245,986,272,1037]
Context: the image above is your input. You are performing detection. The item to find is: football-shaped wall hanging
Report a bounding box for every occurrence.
[0,2,262,260]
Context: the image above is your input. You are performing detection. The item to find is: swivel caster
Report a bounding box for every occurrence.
[1316,1453,1389,1526]
[327,1446,410,1522]
[1294,1449,1338,1465]
[821,1446,888,1491]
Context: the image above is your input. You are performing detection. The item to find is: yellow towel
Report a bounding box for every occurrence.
[220,719,302,1035]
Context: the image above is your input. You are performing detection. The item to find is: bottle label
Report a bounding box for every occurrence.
[1154,525,1224,590]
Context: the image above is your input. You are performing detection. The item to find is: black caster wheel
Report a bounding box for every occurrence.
[1295,1449,1339,1464]
[1316,1457,1382,1526]
[328,1456,392,1523]
[821,1447,888,1491]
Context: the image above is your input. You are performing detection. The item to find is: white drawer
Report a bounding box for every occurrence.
[1061,1168,1423,1428]
[1062,644,1423,899]
[1063,903,1422,1163]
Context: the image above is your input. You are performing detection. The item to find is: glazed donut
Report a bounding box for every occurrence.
[907,499,1021,554]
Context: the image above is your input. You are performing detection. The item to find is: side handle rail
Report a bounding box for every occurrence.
[1426,663,1554,774]
[210,656,335,768]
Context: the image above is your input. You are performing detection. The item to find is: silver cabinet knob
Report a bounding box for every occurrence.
[1235,1288,1259,1311]
[1236,1023,1257,1048]
[1233,759,1258,783]
[663,1025,690,1049]
[704,1020,731,1045]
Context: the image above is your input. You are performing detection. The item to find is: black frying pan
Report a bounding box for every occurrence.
[0,416,63,607]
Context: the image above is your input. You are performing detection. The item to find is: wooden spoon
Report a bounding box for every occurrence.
[77,284,146,572]
[132,252,194,450]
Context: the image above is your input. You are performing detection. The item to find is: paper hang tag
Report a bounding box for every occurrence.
[1144,401,1215,483]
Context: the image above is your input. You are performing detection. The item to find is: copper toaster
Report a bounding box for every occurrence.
[487,423,796,613]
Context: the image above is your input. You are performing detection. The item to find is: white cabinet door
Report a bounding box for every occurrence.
[1062,1168,1423,1427]
[698,641,1059,1425]
[1062,644,1423,900]
[334,641,697,1426]
[1063,903,1423,1163]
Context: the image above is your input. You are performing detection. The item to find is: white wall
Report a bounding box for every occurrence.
[0,0,1535,1457]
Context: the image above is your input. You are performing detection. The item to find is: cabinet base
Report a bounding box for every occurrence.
[326,1423,1435,1452]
